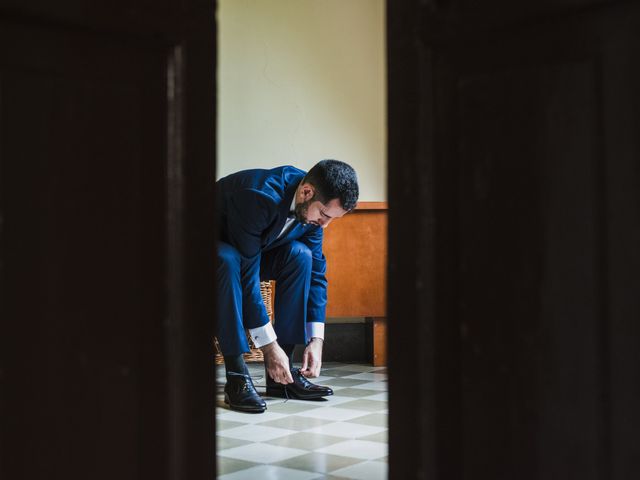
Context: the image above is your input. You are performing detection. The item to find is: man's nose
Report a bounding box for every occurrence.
[320,218,332,229]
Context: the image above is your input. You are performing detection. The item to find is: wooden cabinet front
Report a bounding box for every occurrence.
[323,202,387,317]
[322,202,387,365]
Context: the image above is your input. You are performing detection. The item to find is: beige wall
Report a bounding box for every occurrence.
[217,0,386,201]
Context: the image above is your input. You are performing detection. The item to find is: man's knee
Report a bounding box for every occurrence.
[287,241,312,269]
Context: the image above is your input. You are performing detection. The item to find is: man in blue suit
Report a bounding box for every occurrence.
[216,160,359,412]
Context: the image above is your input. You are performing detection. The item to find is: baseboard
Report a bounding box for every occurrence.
[292,322,373,363]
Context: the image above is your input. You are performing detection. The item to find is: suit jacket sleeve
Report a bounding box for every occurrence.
[225,188,277,328]
[299,226,328,324]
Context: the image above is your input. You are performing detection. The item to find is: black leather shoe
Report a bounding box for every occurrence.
[224,372,267,413]
[266,368,334,400]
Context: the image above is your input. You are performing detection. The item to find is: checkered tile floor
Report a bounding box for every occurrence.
[216,362,388,479]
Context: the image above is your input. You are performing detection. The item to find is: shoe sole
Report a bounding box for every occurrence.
[265,386,332,400]
[224,393,267,413]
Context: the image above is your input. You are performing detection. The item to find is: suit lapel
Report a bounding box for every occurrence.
[263,181,299,248]
[265,221,310,250]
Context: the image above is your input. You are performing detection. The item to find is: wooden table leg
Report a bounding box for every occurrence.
[371,316,387,366]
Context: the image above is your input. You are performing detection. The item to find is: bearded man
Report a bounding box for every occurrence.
[216,160,359,413]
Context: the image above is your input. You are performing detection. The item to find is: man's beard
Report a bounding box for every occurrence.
[294,199,310,224]
[294,197,314,224]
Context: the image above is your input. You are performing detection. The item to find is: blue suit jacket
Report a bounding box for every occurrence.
[216,166,327,328]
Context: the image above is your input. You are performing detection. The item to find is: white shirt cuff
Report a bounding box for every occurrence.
[249,322,277,348]
[306,322,325,341]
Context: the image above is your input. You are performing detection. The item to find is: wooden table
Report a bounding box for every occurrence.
[323,202,387,366]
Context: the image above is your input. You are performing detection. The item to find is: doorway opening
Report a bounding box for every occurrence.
[214,1,388,478]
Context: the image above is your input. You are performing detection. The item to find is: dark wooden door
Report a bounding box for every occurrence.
[0,2,215,479]
[388,1,640,479]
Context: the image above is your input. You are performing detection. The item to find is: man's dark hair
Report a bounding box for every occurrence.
[304,159,359,211]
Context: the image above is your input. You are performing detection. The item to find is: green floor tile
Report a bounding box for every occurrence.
[216,419,246,431]
[216,456,259,475]
[325,377,371,387]
[320,369,367,378]
[259,414,333,431]
[324,387,381,398]
[348,413,388,427]
[274,452,363,473]
[359,430,388,443]
[338,399,388,412]
[266,432,345,450]
[216,435,252,450]
[266,401,318,414]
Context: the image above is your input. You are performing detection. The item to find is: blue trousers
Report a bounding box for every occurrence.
[217,240,312,355]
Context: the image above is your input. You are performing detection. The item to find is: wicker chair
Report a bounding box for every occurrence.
[214,280,275,365]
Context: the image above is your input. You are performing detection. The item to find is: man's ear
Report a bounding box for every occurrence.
[300,183,315,201]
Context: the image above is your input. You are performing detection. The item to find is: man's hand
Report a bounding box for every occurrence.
[261,341,293,384]
[301,338,323,378]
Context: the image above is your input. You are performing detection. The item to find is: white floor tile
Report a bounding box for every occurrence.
[316,440,388,460]
[348,381,387,391]
[304,421,387,439]
[342,372,387,382]
[261,398,327,407]
[295,407,370,422]
[329,365,376,373]
[361,392,388,402]
[313,395,360,407]
[216,410,288,424]
[218,424,296,442]
[327,385,347,392]
[218,443,307,464]
[263,397,287,405]
[331,460,388,480]
[218,464,318,480]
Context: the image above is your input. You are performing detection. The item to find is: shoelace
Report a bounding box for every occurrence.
[218,372,270,398]
[270,371,294,402]
[274,372,291,402]
[226,371,253,392]
[224,371,265,395]
[293,368,314,389]
[279,369,314,402]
